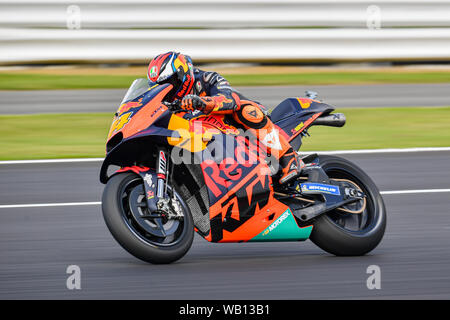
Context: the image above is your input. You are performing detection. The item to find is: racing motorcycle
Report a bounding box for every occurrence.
[100,79,386,264]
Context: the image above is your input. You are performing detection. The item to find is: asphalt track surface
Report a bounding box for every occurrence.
[1,151,450,299]
[1,83,450,114]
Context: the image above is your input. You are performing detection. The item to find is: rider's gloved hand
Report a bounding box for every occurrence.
[181,95,215,113]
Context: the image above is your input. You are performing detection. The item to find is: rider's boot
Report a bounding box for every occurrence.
[279,148,304,184]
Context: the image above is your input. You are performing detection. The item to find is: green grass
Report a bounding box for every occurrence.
[226,72,450,86]
[2,71,450,90]
[0,74,138,90]
[0,113,112,160]
[0,107,449,160]
[302,106,450,151]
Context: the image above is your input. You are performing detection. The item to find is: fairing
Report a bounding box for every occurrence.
[100,85,322,242]
[271,97,335,150]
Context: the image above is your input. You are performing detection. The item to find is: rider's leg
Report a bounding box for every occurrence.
[233,101,303,184]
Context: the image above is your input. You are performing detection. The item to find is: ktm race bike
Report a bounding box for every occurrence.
[100,79,386,264]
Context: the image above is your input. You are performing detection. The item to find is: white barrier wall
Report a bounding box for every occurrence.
[0,1,449,63]
[1,0,450,28]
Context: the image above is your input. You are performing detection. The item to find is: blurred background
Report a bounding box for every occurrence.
[1,0,450,64]
[0,0,450,159]
[1,0,450,300]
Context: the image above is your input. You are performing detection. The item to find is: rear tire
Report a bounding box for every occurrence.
[309,155,386,256]
[102,172,194,264]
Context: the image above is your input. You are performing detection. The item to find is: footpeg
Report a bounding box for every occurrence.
[279,170,301,184]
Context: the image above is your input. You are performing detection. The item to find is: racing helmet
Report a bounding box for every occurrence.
[147,52,195,102]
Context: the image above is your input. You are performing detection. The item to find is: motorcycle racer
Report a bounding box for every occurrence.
[147,51,304,184]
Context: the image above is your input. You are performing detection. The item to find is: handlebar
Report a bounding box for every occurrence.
[164,100,185,113]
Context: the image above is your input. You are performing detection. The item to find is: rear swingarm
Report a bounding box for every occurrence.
[278,156,366,222]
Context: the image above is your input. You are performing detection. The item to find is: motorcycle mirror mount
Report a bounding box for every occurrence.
[305,90,319,100]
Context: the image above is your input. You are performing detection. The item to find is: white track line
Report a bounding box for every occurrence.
[0,147,449,165]
[0,201,101,209]
[1,189,449,209]
[380,189,450,195]
[314,147,450,155]
[0,158,104,165]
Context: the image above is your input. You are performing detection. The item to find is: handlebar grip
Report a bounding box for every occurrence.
[165,101,180,110]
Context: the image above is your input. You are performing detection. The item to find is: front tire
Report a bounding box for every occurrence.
[102,172,194,264]
[309,155,386,256]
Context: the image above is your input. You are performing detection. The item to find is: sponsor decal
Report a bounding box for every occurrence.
[301,183,340,196]
[248,109,258,118]
[149,105,164,119]
[216,78,231,90]
[195,80,202,93]
[176,73,192,98]
[147,190,154,200]
[251,208,313,242]
[261,211,290,236]
[149,66,158,78]
[262,129,282,150]
[291,122,304,134]
[216,84,232,90]
[209,172,271,242]
[201,135,260,198]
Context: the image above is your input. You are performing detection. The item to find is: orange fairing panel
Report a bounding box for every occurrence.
[167,113,240,153]
[107,84,172,141]
[204,161,291,243]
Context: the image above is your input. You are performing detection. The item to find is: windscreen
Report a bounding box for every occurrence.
[120,78,153,105]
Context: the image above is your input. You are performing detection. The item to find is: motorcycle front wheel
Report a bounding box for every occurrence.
[102,172,194,264]
[309,155,387,256]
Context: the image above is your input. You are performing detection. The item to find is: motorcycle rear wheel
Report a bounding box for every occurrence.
[309,155,386,256]
[102,172,194,264]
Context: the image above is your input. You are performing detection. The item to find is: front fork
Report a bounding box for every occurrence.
[156,149,184,219]
[156,149,167,200]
